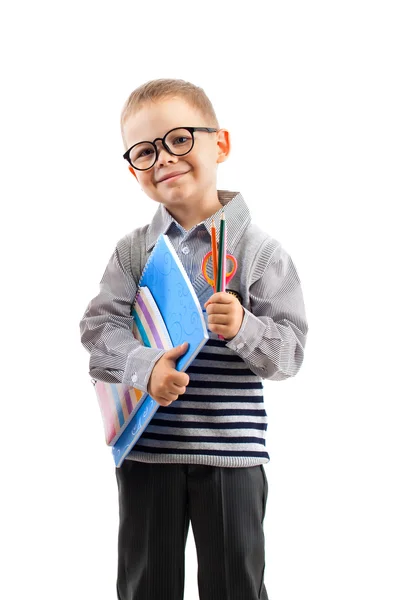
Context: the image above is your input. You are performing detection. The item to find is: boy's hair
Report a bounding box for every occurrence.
[120,78,220,150]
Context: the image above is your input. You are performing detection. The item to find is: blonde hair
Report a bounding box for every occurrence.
[120,78,220,149]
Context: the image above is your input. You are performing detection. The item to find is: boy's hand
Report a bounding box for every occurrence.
[204,292,244,340]
[148,342,190,406]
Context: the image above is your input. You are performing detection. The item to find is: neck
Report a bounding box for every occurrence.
[167,192,223,231]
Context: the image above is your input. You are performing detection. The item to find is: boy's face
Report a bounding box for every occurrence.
[122,96,229,217]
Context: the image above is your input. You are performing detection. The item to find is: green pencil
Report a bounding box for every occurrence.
[216,211,226,292]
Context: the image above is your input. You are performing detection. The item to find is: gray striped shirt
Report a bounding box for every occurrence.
[79,190,308,467]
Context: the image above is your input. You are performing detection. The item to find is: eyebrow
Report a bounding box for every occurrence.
[133,128,175,144]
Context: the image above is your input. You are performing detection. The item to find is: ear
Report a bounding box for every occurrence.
[216,129,230,164]
[128,166,138,180]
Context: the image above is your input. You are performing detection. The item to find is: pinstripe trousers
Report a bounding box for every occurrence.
[115,460,269,600]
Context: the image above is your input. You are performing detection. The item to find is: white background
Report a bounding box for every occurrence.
[1,1,399,599]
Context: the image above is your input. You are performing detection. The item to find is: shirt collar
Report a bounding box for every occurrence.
[146,190,251,253]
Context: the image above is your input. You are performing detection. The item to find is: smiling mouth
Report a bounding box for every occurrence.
[159,172,188,183]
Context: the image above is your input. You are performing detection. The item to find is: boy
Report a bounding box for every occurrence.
[80,78,308,600]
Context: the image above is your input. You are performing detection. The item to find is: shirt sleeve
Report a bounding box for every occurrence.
[79,235,166,391]
[225,243,308,380]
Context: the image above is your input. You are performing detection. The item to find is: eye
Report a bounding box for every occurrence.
[172,136,190,146]
[138,147,154,157]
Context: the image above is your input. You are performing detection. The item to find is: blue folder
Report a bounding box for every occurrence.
[112,234,209,467]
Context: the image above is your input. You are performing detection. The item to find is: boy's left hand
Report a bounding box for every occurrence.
[204,292,244,340]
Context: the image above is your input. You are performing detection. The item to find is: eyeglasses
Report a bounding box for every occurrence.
[122,126,218,171]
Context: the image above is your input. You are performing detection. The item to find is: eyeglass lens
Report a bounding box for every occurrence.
[129,128,194,170]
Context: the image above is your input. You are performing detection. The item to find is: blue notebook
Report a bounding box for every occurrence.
[112,234,209,467]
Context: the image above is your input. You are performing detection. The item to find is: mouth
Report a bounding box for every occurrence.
[158,171,189,184]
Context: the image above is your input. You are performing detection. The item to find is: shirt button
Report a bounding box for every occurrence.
[131,372,138,383]
[181,246,190,254]
[236,342,244,350]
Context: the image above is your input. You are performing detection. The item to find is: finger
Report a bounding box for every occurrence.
[168,384,183,395]
[169,385,186,396]
[158,396,173,406]
[207,303,231,314]
[207,292,235,304]
[204,292,234,307]
[176,372,190,386]
[208,323,230,335]
[208,313,230,324]
[166,391,179,401]
[171,382,187,395]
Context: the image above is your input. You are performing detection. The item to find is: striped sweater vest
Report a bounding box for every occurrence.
[126,338,269,467]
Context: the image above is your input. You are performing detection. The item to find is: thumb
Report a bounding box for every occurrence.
[165,342,188,359]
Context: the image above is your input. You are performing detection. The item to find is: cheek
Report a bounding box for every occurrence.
[187,162,209,184]
[138,173,157,193]
[197,156,217,178]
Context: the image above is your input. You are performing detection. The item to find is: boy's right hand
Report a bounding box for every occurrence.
[148,342,190,407]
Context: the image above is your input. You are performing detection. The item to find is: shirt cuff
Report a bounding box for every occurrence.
[122,345,166,392]
[225,307,282,355]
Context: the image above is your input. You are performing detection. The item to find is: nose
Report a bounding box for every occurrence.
[154,139,178,167]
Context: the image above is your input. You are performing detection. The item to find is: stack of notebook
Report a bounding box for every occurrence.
[92,234,209,467]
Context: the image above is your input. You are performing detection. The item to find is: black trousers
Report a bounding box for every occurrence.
[115,460,268,600]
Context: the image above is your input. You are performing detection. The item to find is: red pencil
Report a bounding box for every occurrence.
[211,218,218,293]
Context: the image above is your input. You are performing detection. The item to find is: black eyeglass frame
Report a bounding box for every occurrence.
[122,126,218,171]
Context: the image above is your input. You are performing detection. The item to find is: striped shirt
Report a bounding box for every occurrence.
[79,190,308,467]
